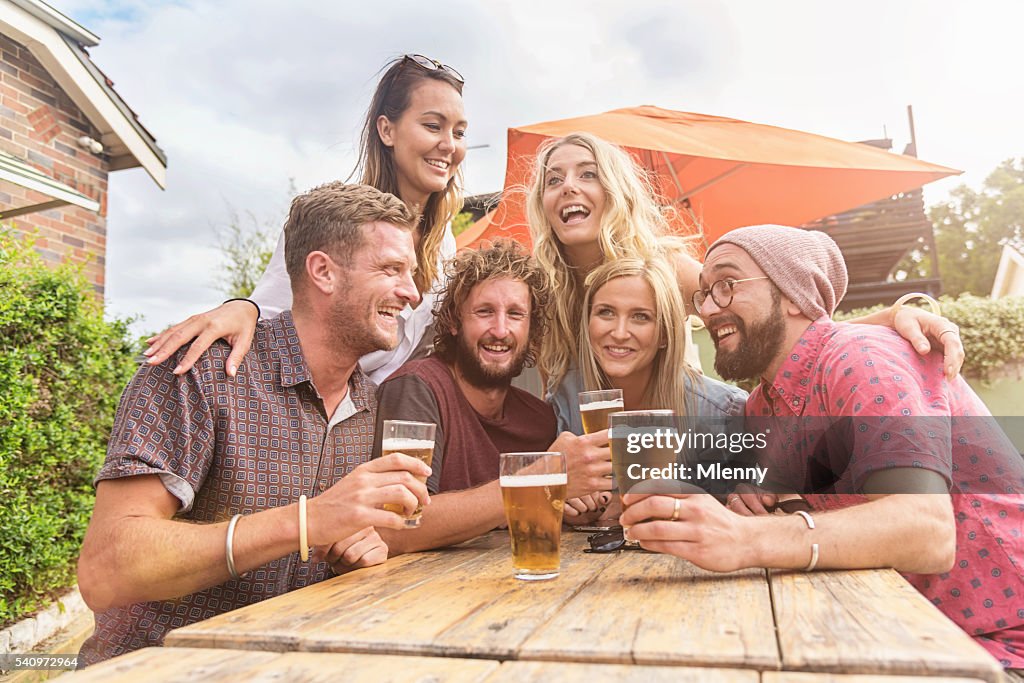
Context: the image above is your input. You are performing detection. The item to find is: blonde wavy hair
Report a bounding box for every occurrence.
[355,57,465,295]
[525,132,671,392]
[579,257,698,414]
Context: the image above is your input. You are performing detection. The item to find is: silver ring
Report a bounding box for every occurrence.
[671,498,682,521]
[727,494,739,507]
[939,328,959,340]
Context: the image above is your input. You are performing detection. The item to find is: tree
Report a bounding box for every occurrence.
[451,210,475,237]
[214,208,277,299]
[902,158,1024,295]
[213,181,295,299]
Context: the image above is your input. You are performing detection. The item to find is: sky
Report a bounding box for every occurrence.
[46,0,1024,335]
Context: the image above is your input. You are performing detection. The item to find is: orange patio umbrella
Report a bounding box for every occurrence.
[458,106,960,252]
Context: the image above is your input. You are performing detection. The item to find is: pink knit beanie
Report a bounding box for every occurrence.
[706,225,848,319]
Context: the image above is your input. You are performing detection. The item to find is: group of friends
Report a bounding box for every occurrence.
[74,55,1024,673]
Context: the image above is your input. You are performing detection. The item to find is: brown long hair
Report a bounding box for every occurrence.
[354,57,465,295]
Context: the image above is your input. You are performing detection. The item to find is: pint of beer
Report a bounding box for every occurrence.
[578,389,624,434]
[499,452,567,580]
[609,410,678,505]
[380,420,436,527]
[577,389,624,531]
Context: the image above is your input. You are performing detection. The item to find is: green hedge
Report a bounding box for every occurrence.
[0,231,137,627]
[836,294,1024,381]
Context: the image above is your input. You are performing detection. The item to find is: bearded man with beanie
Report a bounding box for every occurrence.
[619,224,1024,672]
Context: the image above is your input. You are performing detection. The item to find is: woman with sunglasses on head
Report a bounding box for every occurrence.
[526,132,965,434]
[144,55,467,382]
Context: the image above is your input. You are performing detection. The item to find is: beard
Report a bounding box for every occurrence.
[712,289,786,382]
[326,283,398,359]
[453,333,529,390]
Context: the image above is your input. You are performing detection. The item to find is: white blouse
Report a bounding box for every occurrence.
[250,223,456,385]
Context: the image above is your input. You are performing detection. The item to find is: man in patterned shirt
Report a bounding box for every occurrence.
[76,183,431,665]
[621,224,1024,670]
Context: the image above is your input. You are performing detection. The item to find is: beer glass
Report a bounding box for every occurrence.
[578,389,624,434]
[499,451,567,580]
[380,420,436,527]
[577,389,624,531]
[609,410,677,508]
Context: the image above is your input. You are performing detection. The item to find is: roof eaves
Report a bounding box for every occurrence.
[61,33,167,168]
[8,0,98,47]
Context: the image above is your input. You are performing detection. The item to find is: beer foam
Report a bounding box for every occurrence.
[381,438,434,450]
[500,473,568,487]
[580,399,625,411]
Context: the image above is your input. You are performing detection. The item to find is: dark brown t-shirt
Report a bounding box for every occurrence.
[374,356,557,493]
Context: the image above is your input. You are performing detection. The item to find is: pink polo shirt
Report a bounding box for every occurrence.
[746,319,1024,667]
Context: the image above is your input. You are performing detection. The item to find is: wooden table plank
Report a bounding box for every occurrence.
[58,647,278,681]
[59,647,500,682]
[486,660,760,682]
[770,569,1003,683]
[763,673,989,683]
[165,542,502,651]
[163,530,1002,680]
[296,532,617,658]
[518,550,779,669]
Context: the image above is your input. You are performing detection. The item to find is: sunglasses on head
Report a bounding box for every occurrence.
[402,54,464,83]
[584,527,643,553]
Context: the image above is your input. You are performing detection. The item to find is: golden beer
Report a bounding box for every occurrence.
[610,430,678,498]
[580,399,624,434]
[500,473,567,579]
[609,411,677,506]
[380,429,435,527]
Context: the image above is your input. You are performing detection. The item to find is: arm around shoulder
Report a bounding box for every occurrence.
[143,299,260,377]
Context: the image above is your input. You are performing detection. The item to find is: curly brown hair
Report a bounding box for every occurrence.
[433,239,550,368]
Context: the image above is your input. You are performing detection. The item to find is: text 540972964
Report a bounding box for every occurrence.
[0,654,79,671]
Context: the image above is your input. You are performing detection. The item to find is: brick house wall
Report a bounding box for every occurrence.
[0,32,108,296]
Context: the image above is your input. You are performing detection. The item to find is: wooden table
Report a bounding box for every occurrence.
[61,646,994,683]
[159,532,1001,681]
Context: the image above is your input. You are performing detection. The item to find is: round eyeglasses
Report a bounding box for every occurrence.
[692,276,770,310]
